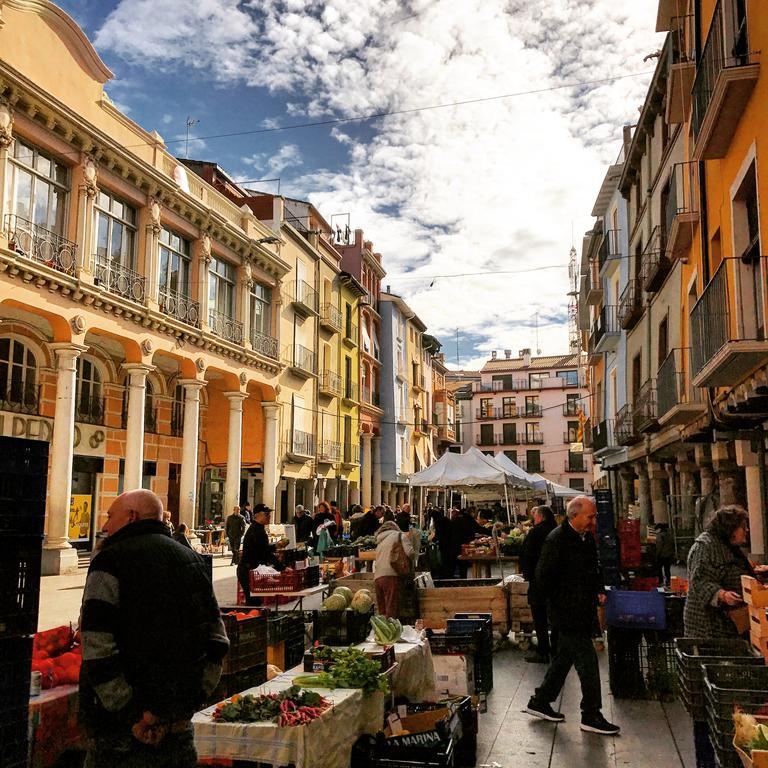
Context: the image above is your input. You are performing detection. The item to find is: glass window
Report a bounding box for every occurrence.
[158,227,191,298]
[0,337,37,408]
[529,372,548,388]
[94,190,136,268]
[76,357,102,421]
[556,370,579,386]
[569,478,586,491]
[171,384,185,436]
[208,256,236,317]
[250,283,272,336]
[9,139,69,233]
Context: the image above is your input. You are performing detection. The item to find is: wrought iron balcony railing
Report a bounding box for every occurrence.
[0,382,40,415]
[320,370,342,397]
[209,308,244,344]
[93,255,146,304]
[5,214,78,276]
[251,330,279,360]
[618,278,643,330]
[75,393,105,425]
[283,344,317,376]
[158,286,201,328]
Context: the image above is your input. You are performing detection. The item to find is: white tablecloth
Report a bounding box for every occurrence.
[193,674,384,768]
[355,640,435,701]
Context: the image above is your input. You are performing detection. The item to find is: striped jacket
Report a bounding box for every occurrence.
[79,519,229,732]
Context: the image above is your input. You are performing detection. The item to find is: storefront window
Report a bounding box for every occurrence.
[8,139,68,233]
[158,228,191,298]
[94,191,136,268]
[0,337,37,411]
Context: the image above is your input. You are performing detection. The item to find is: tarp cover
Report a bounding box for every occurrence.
[493,452,548,492]
[409,447,532,490]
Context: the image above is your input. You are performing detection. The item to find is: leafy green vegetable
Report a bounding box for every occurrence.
[293,647,388,693]
[212,685,328,724]
[748,723,768,753]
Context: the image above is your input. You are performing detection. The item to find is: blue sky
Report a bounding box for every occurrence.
[55,0,663,369]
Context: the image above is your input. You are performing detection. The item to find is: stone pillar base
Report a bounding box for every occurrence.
[41,546,79,576]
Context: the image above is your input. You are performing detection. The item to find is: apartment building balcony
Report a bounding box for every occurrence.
[477,434,497,447]
[665,162,700,259]
[589,305,620,360]
[158,286,201,328]
[563,431,580,444]
[472,381,504,393]
[285,429,315,461]
[562,401,580,417]
[412,372,426,393]
[666,14,696,124]
[361,388,382,410]
[520,432,544,445]
[598,229,622,276]
[690,260,768,387]
[319,303,342,333]
[691,0,759,160]
[209,308,244,344]
[633,379,659,434]
[93,254,147,304]
[498,433,519,446]
[342,380,359,405]
[523,404,543,417]
[641,226,671,293]
[319,370,342,398]
[395,362,407,382]
[414,418,429,436]
[343,322,358,348]
[283,343,317,379]
[618,278,643,330]
[75,393,105,426]
[517,458,544,473]
[318,439,342,463]
[251,330,280,360]
[586,259,602,306]
[438,424,456,442]
[565,456,586,473]
[591,419,618,455]
[615,403,640,445]
[4,215,77,277]
[285,279,319,317]
[342,443,360,466]
[657,348,707,426]
[2,383,41,416]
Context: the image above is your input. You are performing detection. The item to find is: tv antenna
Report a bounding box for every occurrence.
[330,213,352,245]
[184,116,199,159]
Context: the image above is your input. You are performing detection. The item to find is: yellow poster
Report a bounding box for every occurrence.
[69,494,93,541]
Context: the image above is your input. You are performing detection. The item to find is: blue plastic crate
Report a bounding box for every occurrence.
[605,589,666,631]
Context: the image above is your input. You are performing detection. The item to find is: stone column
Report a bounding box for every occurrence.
[712,441,745,507]
[648,461,669,524]
[143,198,162,311]
[122,363,153,491]
[261,402,280,515]
[326,478,338,504]
[224,392,247,512]
[735,439,766,558]
[361,432,373,507]
[42,344,87,576]
[349,483,361,506]
[198,234,213,333]
[178,379,205,530]
[302,479,316,508]
[677,450,698,532]
[389,486,397,508]
[372,436,382,506]
[317,477,327,503]
[286,477,297,515]
[634,460,651,533]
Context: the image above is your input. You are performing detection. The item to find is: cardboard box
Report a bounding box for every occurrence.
[432,653,475,696]
[507,580,529,595]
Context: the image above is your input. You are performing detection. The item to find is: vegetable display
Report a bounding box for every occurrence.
[223,608,262,621]
[32,626,82,689]
[293,647,389,693]
[350,590,374,614]
[352,535,377,550]
[735,712,768,753]
[212,686,330,727]
[322,593,348,611]
[370,615,402,645]
[333,586,354,606]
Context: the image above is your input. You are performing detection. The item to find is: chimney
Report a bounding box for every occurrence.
[504,349,512,359]
[520,348,531,367]
[491,351,497,360]
[386,284,390,293]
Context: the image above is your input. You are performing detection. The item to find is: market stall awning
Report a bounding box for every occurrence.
[530,474,582,498]
[409,447,532,489]
[493,452,548,492]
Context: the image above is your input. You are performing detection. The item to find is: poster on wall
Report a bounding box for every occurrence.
[69,494,93,542]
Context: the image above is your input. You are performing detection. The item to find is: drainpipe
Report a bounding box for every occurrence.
[757,425,768,559]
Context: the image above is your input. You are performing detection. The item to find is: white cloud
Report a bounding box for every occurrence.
[161,113,174,125]
[95,0,663,362]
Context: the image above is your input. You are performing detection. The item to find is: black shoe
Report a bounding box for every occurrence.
[580,713,620,735]
[525,653,549,663]
[525,698,565,722]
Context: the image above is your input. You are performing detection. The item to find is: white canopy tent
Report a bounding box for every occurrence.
[530,474,582,499]
[493,452,548,492]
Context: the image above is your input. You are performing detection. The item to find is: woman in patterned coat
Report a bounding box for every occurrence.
[683,506,763,638]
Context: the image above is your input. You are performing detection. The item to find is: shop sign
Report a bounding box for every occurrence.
[69,494,93,542]
[0,411,106,457]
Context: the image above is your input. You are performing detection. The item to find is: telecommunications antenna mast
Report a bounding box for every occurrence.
[567,246,580,355]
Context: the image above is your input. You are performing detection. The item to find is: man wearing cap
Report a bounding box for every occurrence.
[237,503,283,605]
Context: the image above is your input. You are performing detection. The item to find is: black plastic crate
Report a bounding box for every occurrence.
[446,618,492,649]
[608,627,676,700]
[703,664,768,729]
[694,721,717,768]
[664,595,686,637]
[285,634,306,670]
[675,639,761,696]
[427,630,492,694]
[219,611,268,674]
[304,565,320,587]
[206,663,268,706]
[0,534,42,638]
[313,609,372,646]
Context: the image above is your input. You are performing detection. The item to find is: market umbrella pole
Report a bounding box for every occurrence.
[504,484,513,524]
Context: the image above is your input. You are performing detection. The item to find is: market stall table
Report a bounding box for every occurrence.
[354,549,376,572]
[193,673,385,768]
[194,527,226,554]
[247,583,329,611]
[355,640,435,701]
[28,685,84,768]
[457,553,519,579]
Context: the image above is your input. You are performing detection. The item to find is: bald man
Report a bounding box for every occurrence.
[79,490,229,767]
[525,496,620,736]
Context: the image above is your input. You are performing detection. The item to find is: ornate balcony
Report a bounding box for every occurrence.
[633,379,659,433]
[285,279,318,317]
[641,226,670,293]
[93,255,146,304]
[591,419,618,455]
[342,442,360,466]
[318,439,342,463]
[586,259,602,306]
[5,215,77,276]
[657,347,706,426]
[209,308,244,344]
[692,0,759,160]
[615,404,639,446]
[158,286,201,328]
[565,455,586,473]
[665,162,700,260]
[0,382,40,415]
[75,393,105,425]
[320,303,342,333]
[520,431,544,445]
[598,229,622,275]
[666,14,696,124]
[283,344,317,379]
[589,305,620,361]
[251,330,279,360]
[342,380,359,404]
[285,429,315,460]
[618,279,643,330]
[562,402,580,417]
[343,321,358,347]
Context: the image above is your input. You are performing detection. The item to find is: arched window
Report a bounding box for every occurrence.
[0,337,38,413]
[76,356,103,424]
[171,384,185,436]
[121,377,158,433]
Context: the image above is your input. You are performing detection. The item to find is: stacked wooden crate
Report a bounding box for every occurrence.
[509,580,532,633]
[742,575,768,661]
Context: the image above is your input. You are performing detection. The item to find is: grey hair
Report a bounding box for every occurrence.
[566,495,592,519]
[295,504,305,512]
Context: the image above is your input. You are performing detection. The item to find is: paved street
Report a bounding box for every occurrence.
[40,560,695,768]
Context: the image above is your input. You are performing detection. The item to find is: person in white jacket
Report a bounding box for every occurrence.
[374,520,414,618]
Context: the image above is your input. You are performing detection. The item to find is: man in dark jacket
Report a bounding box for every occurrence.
[520,505,557,663]
[225,505,246,565]
[355,505,382,539]
[79,490,229,767]
[290,504,314,544]
[450,507,488,578]
[525,496,620,736]
[238,503,283,604]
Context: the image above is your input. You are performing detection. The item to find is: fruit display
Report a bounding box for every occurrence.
[501,526,528,555]
[212,686,331,727]
[322,593,348,611]
[222,608,262,621]
[322,585,373,613]
[350,590,374,614]
[370,615,402,645]
[32,626,82,689]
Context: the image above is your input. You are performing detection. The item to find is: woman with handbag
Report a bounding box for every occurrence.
[684,505,768,638]
[374,520,414,618]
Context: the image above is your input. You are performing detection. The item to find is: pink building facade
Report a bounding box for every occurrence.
[471,349,591,493]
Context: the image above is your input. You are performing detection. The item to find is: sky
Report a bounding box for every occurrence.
[58,0,663,370]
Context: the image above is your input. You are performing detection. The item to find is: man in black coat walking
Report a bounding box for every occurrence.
[525,496,620,736]
[520,505,557,663]
[237,503,283,604]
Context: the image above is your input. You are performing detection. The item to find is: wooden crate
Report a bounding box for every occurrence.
[267,641,285,670]
[507,580,529,595]
[750,606,768,638]
[510,593,529,608]
[418,579,509,635]
[512,607,533,623]
[750,630,768,660]
[743,576,768,608]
